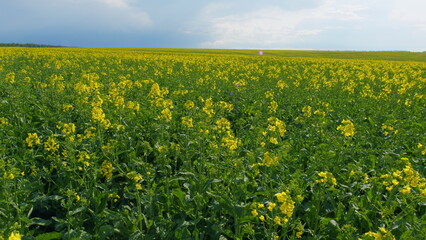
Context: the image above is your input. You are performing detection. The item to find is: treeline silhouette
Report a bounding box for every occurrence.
[0,43,65,47]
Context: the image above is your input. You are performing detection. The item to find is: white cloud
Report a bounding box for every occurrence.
[96,0,128,8]
[390,0,426,32]
[192,0,368,48]
[314,0,365,20]
[200,8,320,47]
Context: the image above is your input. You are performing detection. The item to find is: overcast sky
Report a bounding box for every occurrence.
[1,0,425,51]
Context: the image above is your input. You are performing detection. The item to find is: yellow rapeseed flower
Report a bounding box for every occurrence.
[274,216,282,225]
[5,72,15,83]
[262,152,279,167]
[302,106,312,117]
[8,231,21,240]
[25,133,41,147]
[160,108,172,121]
[62,104,74,112]
[184,100,195,109]
[44,136,59,152]
[268,202,277,211]
[269,137,278,145]
[101,160,113,180]
[251,209,259,217]
[316,171,337,186]
[0,117,10,125]
[221,135,239,152]
[275,191,295,217]
[337,119,355,137]
[181,117,193,128]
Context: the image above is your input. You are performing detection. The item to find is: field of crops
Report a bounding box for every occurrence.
[0,47,425,239]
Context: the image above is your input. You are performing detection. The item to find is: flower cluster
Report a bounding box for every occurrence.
[316,171,337,186]
[44,136,59,152]
[337,119,355,137]
[362,227,396,240]
[251,190,296,229]
[380,158,426,195]
[25,133,41,147]
[101,160,113,180]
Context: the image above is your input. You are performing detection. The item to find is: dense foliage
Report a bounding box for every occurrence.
[0,48,425,239]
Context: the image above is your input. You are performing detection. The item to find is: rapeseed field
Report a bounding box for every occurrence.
[0,48,425,239]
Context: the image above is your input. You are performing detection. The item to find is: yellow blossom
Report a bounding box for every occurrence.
[269,100,278,112]
[316,171,337,186]
[275,191,295,217]
[221,135,239,152]
[25,133,41,147]
[251,209,259,217]
[126,101,140,111]
[364,227,396,240]
[149,83,168,98]
[181,117,193,128]
[77,151,90,162]
[277,80,288,89]
[8,231,21,240]
[399,185,411,194]
[263,152,279,167]
[160,108,172,121]
[133,175,142,182]
[60,122,76,136]
[219,101,234,112]
[184,100,195,109]
[337,119,355,137]
[0,117,10,125]
[302,105,312,117]
[274,216,281,225]
[116,124,126,131]
[268,202,277,211]
[62,104,74,112]
[101,160,113,180]
[5,72,15,83]
[44,136,59,152]
[269,137,278,145]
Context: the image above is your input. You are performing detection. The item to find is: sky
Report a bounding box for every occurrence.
[1,0,425,51]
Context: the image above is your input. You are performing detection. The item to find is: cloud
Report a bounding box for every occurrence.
[315,0,366,20]
[199,8,321,47]
[390,0,426,31]
[1,0,424,50]
[96,0,129,8]
[191,0,368,48]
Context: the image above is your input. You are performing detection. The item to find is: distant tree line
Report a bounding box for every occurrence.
[0,43,65,47]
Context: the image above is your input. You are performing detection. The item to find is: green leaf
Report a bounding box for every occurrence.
[36,232,62,240]
[69,206,87,216]
[30,217,52,226]
[172,188,186,203]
